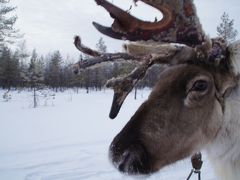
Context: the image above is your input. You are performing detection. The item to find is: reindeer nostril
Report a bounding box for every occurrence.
[118,150,131,172]
[118,149,143,174]
[110,144,151,174]
[73,69,79,75]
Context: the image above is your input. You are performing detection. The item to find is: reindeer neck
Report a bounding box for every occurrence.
[207,83,240,180]
[228,40,240,75]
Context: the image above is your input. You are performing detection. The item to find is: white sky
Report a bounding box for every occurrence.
[11,0,240,60]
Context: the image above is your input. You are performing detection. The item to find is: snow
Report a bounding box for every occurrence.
[0,89,217,180]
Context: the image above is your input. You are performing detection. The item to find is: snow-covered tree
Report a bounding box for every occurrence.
[0,47,19,89]
[46,51,62,90]
[28,49,44,108]
[16,41,30,87]
[96,37,107,53]
[28,50,44,86]
[0,0,21,49]
[217,12,238,44]
[17,41,29,63]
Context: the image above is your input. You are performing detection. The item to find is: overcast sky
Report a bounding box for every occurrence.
[11,0,240,60]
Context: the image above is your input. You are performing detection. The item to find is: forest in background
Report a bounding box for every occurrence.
[0,0,238,93]
[0,0,166,93]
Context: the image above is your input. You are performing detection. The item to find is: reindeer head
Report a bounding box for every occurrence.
[109,62,239,174]
[74,0,239,176]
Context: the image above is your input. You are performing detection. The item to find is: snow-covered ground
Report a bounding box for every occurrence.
[0,89,217,180]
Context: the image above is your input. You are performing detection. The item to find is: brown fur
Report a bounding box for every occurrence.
[109,63,237,174]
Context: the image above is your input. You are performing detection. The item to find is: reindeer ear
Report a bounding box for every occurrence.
[218,41,240,98]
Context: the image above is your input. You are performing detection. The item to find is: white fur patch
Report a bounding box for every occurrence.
[207,84,240,180]
[228,40,240,75]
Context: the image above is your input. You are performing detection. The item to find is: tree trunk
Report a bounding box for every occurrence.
[33,87,37,108]
[134,87,137,100]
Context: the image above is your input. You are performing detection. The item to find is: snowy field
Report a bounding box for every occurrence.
[0,89,217,180]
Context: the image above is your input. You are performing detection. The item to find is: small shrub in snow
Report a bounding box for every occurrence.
[2,91,11,102]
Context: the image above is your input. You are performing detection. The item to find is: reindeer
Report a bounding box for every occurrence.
[73,0,240,179]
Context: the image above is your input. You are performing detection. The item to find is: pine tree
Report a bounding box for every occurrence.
[96,37,107,53]
[217,12,238,44]
[0,47,10,87]
[16,41,30,87]
[28,49,44,108]
[0,47,19,89]
[17,41,29,63]
[0,0,21,49]
[28,49,44,87]
[11,50,21,86]
[46,51,62,90]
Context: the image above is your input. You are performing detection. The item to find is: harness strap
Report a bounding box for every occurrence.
[186,152,203,180]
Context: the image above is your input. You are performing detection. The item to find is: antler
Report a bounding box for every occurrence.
[93,0,205,46]
[73,36,142,72]
[73,0,220,119]
[74,36,203,118]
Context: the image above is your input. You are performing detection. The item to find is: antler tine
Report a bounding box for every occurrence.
[93,0,206,46]
[74,32,205,119]
[74,36,144,70]
[74,36,101,57]
[73,1,228,120]
[107,56,152,119]
[106,44,198,118]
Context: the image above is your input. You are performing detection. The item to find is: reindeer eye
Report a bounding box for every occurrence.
[191,80,208,92]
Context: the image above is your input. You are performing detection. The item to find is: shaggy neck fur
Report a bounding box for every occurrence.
[207,40,240,180]
[207,87,240,180]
